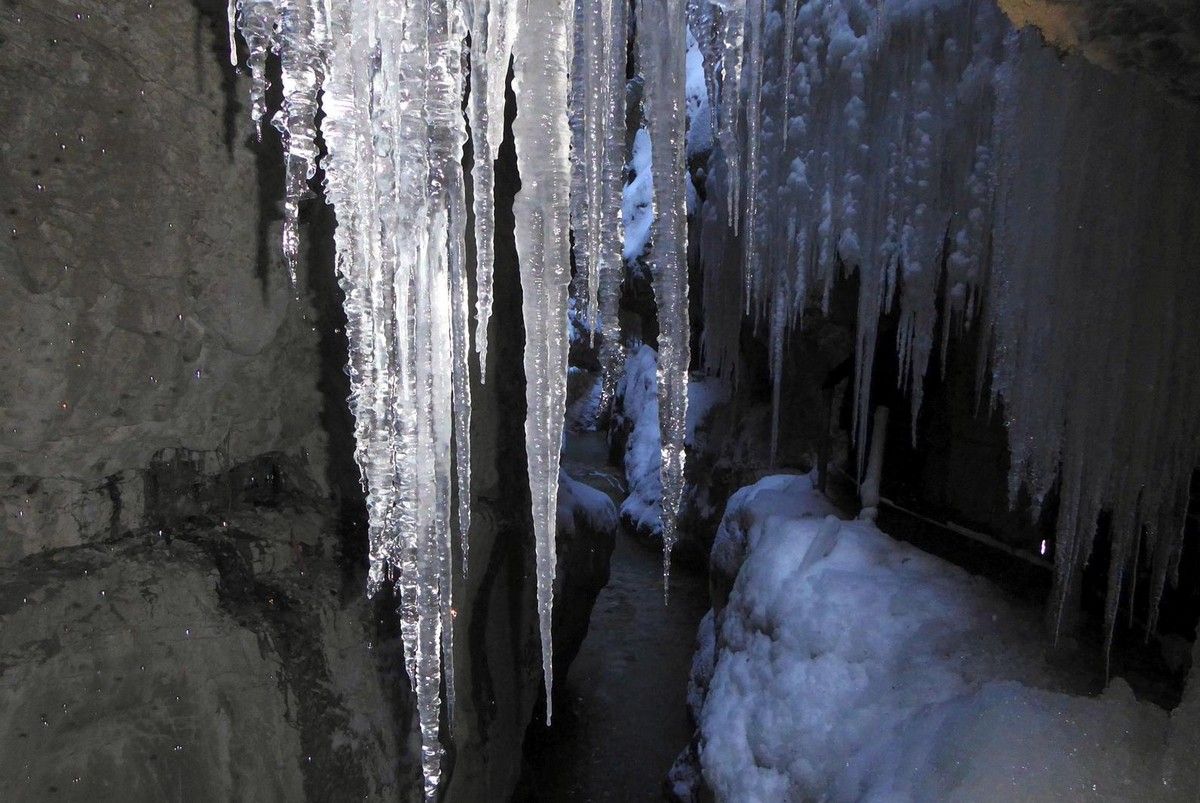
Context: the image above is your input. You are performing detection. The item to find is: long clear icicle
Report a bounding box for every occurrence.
[273,0,328,288]
[448,10,473,578]
[638,0,691,591]
[468,0,498,375]
[572,0,629,414]
[471,0,518,374]
[509,0,574,723]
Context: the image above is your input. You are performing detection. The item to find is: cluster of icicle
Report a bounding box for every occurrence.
[227,0,691,794]
[691,0,1200,655]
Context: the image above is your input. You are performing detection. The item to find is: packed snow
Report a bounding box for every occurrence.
[622,128,656,264]
[675,473,1199,802]
[616,345,665,537]
[685,27,714,158]
[615,346,727,538]
[558,468,620,537]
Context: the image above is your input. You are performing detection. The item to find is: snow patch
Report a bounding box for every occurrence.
[685,473,1190,802]
[622,128,655,264]
[558,469,619,536]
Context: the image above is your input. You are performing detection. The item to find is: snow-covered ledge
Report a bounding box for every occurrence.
[671,473,1199,801]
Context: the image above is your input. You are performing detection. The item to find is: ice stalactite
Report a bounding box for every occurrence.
[693,0,1200,652]
[571,0,629,415]
[713,0,746,232]
[234,1,280,136]
[985,37,1200,650]
[234,0,476,794]
[273,0,328,288]
[509,0,575,721]
[231,0,652,784]
[638,0,691,589]
[467,0,516,376]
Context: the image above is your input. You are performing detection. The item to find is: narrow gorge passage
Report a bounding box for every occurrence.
[522,431,710,801]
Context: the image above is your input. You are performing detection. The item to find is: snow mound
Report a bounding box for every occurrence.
[616,344,664,536]
[686,473,1193,802]
[622,129,655,263]
[684,27,713,158]
[557,469,619,536]
[615,345,727,538]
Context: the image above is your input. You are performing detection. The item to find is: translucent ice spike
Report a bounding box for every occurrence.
[638,0,691,591]
[510,0,575,723]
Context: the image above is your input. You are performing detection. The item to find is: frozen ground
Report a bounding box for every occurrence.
[673,473,1200,802]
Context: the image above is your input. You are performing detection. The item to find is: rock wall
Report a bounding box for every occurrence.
[0,488,415,801]
[996,0,1200,103]
[0,0,328,561]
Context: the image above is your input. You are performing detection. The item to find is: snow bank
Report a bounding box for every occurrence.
[616,344,664,536]
[684,27,713,158]
[615,345,728,537]
[682,473,1195,802]
[622,129,655,263]
[557,469,619,536]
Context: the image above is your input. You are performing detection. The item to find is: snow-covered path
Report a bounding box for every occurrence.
[523,431,710,800]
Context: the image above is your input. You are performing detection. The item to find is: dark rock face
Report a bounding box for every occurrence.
[0,2,616,801]
[0,0,328,558]
[996,0,1200,104]
[0,489,414,801]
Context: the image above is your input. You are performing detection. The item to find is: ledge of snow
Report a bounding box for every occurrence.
[557,469,619,536]
[679,473,1196,802]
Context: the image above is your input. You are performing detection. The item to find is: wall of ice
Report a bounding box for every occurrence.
[691,0,1200,660]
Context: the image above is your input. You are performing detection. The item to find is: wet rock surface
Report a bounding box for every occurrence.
[0,491,415,802]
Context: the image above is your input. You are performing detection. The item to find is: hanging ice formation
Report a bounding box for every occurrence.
[691,0,1200,654]
[637,0,692,587]
[228,0,685,793]
[571,0,629,417]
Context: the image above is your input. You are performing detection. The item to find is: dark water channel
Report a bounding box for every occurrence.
[519,432,711,801]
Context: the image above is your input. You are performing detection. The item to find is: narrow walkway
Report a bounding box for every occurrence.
[522,432,711,801]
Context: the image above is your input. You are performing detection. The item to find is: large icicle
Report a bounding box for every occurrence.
[236,0,472,794]
[449,33,473,579]
[509,0,575,722]
[470,0,518,374]
[571,0,629,414]
[638,0,691,589]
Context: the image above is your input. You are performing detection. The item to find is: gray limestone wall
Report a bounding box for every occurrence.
[0,0,329,561]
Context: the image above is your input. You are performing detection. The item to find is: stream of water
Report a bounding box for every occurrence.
[520,432,710,801]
